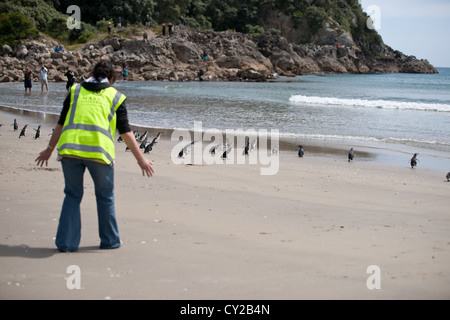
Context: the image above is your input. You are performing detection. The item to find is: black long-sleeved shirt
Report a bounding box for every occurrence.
[58,81,131,134]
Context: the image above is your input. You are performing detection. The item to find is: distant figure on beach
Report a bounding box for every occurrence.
[122,61,128,80]
[54,44,63,53]
[13,119,18,131]
[19,124,27,138]
[23,67,32,93]
[197,69,204,81]
[168,22,173,36]
[202,50,208,65]
[410,153,419,168]
[35,60,154,252]
[446,172,450,181]
[348,148,354,162]
[64,69,75,92]
[298,145,304,157]
[39,64,49,93]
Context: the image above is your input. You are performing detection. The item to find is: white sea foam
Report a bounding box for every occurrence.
[289,95,450,112]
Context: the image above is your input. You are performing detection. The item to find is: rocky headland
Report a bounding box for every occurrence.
[0,26,438,83]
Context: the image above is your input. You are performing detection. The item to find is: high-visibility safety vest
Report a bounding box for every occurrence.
[58,84,126,165]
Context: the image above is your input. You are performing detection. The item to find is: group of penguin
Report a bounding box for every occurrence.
[11,119,41,139]
[296,144,450,182]
[119,130,162,154]
[7,119,450,182]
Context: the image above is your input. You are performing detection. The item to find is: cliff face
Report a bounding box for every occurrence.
[0,26,437,83]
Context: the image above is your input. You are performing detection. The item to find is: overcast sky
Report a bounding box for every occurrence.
[359,0,450,68]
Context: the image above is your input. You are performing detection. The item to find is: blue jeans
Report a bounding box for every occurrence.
[56,157,120,251]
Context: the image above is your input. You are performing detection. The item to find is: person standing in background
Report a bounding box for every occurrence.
[24,67,32,94]
[39,64,49,93]
[64,69,75,92]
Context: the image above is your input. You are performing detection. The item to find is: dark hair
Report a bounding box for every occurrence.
[92,60,116,82]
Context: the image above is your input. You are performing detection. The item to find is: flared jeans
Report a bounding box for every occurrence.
[56,157,120,251]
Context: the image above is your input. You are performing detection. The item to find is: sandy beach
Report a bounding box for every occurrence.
[0,108,449,301]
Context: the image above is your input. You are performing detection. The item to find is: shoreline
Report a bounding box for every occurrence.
[1,104,448,173]
[1,108,449,300]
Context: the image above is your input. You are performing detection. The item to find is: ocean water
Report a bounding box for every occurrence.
[1,68,449,170]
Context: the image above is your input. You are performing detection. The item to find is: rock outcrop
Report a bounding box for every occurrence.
[0,26,438,83]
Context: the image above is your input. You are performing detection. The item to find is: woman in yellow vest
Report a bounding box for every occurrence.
[35,60,154,252]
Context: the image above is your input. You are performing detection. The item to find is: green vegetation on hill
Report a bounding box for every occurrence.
[1,0,382,55]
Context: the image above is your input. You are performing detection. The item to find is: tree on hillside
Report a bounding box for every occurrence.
[0,12,39,46]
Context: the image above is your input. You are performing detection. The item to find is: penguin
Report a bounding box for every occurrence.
[138,131,148,143]
[144,141,154,154]
[221,147,232,159]
[151,132,162,144]
[19,125,28,138]
[446,172,450,182]
[33,125,41,139]
[178,141,195,158]
[410,153,419,168]
[243,137,249,155]
[298,145,304,157]
[348,148,354,162]
[13,119,18,131]
[139,137,148,149]
[209,143,221,155]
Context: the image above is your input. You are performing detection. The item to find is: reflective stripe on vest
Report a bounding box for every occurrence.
[58,84,126,164]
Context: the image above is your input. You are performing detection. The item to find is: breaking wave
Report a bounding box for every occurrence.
[289,95,450,112]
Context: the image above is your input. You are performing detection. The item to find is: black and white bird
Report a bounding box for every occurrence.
[446,172,450,182]
[13,119,18,131]
[139,138,148,149]
[144,141,154,154]
[209,143,222,155]
[33,125,41,139]
[19,125,28,138]
[178,141,195,158]
[348,148,354,162]
[243,137,250,155]
[410,153,419,168]
[298,145,304,157]
[221,147,232,159]
[150,132,162,145]
[138,131,148,143]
